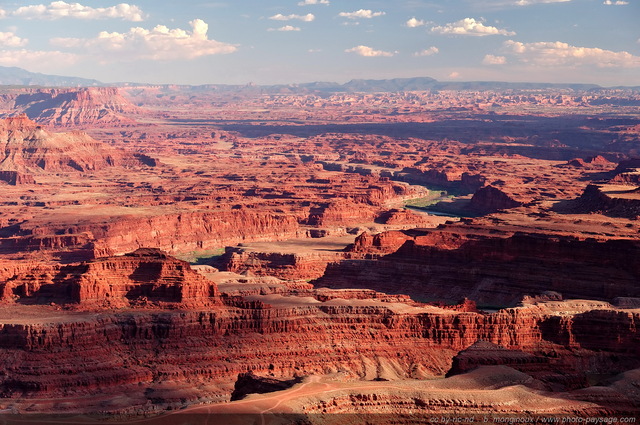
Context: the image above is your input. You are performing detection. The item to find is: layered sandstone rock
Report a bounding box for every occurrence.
[0,209,302,259]
[565,155,612,168]
[574,184,640,218]
[446,340,584,390]
[318,227,640,306]
[230,371,302,401]
[70,248,220,308]
[0,115,147,175]
[1,300,637,414]
[468,185,523,214]
[220,248,344,280]
[11,87,141,127]
[1,248,219,308]
[0,170,35,185]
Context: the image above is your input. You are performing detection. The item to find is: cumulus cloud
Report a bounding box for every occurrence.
[502,40,640,67]
[0,8,6,19]
[603,0,628,4]
[413,46,439,56]
[516,0,570,4]
[345,45,394,57]
[298,0,329,5]
[338,9,385,19]
[0,32,28,47]
[269,13,315,21]
[51,19,237,61]
[448,71,461,79]
[268,25,301,32]
[406,17,425,28]
[0,49,78,70]
[12,1,145,21]
[483,54,506,64]
[431,18,515,36]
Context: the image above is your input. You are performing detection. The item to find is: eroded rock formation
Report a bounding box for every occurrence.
[320,226,640,306]
[8,87,141,127]
[0,115,147,175]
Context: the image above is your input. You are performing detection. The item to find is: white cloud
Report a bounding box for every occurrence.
[406,17,425,28]
[269,13,315,22]
[298,0,329,5]
[516,0,570,4]
[0,49,78,70]
[51,19,237,61]
[0,32,28,47]
[0,9,6,19]
[431,18,515,36]
[12,1,145,21]
[448,71,461,79]
[268,25,301,32]
[483,54,506,64]
[345,45,394,57]
[413,46,439,56]
[338,9,385,19]
[503,40,640,67]
[603,0,628,4]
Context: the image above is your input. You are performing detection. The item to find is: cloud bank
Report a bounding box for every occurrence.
[51,19,237,61]
[13,1,145,21]
[432,18,515,36]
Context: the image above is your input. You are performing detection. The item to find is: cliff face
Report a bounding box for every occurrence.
[221,249,345,280]
[574,184,640,218]
[11,87,141,127]
[0,210,302,259]
[0,170,35,185]
[317,229,640,307]
[1,248,219,308]
[0,249,639,414]
[70,248,220,307]
[0,300,637,412]
[0,116,147,175]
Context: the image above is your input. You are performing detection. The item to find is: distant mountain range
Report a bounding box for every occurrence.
[0,66,101,87]
[0,66,636,92]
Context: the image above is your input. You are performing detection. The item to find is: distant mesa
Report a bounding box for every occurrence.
[0,115,155,184]
[574,183,640,219]
[610,157,640,185]
[565,155,612,168]
[468,185,523,214]
[5,87,142,127]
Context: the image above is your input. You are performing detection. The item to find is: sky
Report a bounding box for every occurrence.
[0,0,638,86]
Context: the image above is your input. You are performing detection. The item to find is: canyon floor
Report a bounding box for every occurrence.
[0,85,639,422]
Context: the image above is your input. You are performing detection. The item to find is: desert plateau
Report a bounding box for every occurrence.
[0,79,638,424]
[0,0,639,423]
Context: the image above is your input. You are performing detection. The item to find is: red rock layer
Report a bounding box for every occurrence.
[574,184,640,218]
[70,248,220,308]
[0,300,638,413]
[0,210,302,259]
[468,185,523,214]
[0,170,35,185]
[318,228,640,306]
[221,249,345,280]
[12,87,140,127]
[1,248,219,308]
[0,116,146,174]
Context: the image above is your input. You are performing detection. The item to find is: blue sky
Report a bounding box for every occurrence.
[0,0,638,86]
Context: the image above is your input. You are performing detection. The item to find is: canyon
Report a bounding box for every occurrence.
[0,83,638,422]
